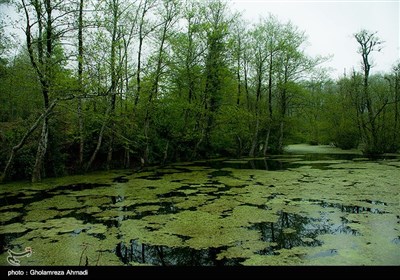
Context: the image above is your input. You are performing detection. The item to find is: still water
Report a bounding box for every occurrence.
[1,145,399,265]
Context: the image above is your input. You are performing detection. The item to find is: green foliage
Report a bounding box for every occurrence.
[1,0,398,182]
[333,122,360,150]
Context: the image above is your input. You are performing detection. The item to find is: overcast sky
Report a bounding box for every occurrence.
[230,0,399,79]
[1,0,398,79]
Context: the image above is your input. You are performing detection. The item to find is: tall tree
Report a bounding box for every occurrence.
[263,15,283,155]
[275,22,325,152]
[388,62,400,151]
[354,29,384,154]
[77,0,84,168]
[201,0,230,156]
[86,0,126,171]
[143,0,180,164]
[247,22,268,157]
[134,0,157,106]
[22,0,55,182]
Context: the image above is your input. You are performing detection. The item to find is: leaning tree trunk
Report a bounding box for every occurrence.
[86,105,111,172]
[1,100,58,183]
[263,126,271,156]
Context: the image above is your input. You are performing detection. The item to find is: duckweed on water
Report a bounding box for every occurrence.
[0,212,21,223]
[1,147,399,265]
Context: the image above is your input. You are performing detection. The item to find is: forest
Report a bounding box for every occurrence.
[0,0,399,183]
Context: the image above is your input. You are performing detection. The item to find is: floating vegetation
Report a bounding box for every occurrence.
[0,148,399,265]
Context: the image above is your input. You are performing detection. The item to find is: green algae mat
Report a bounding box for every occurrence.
[1,145,399,265]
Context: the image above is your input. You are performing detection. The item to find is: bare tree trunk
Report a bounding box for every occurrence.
[105,0,119,170]
[31,120,49,182]
[394,73,399,148]
[162,141,169,165]
[249,63,262,157]
[86,106,111,172]
[106,122,115,170]
[263,126,271,156]
[143,112,151,165]
[135,0,153,107]
[264,51,274,156]
[192,128,205,160]
[77,0,84,168]
[124,147,130,168]
[249,117,259,157]
[278,120,284,153]
[28,0,53,182]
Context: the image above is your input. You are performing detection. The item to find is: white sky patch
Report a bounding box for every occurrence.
[230,0,399,79]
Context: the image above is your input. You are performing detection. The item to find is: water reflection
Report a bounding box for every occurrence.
[1,151,397,266]
[116,241,242,266]
[190,153,398,172]
[115,211,357,265]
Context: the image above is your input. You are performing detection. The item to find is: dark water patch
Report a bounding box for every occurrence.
[240,203,271,210]
[267,193,285,200]
[0,231,29,254]
[158,191,187,198]
[50,183,111,193]
[186,154,364,171]
[137,175,162,180]
[116,240,243,266]
[0,184,108,209]
[208,170,232,177]
[112,176,129,183]
[0,215,25,226]
[250,212,325,253]
[169,167,195,173]
[365,154,400,161]
[0,193,23,207]
[111,195,124,204]
[137,168,193,180]
[90,233,107,240]
[249,210,359,258]
[176,185,196,191]
[196,158,292,171]
[56,211,100,226]
[205,180,220,186]
[157,201,179,215]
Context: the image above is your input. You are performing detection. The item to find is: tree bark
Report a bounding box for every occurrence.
[85,106,110,172]
[31,120,49,182]
[77,0,84,168]
[106,0,119,170]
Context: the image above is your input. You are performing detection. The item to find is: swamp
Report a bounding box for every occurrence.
[1,145,399,266]
[0,0,399,267]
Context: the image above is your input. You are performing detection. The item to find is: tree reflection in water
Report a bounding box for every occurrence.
[115,210,357,265]
[116,241,243,266]
[253,211,341,254]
